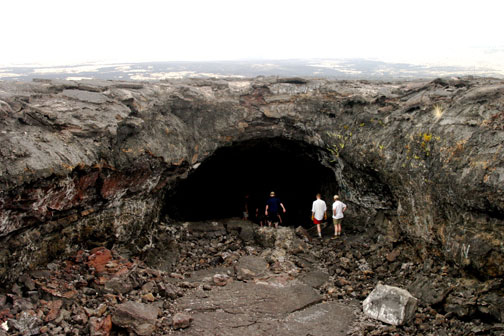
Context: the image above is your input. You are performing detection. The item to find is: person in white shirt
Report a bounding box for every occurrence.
[332,195,347,238]
[311,193,327,238]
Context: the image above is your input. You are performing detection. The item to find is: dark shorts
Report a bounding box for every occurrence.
[268,212,280,222]
[333,218,342,225]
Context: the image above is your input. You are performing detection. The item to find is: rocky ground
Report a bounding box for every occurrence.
[1,219,503,336]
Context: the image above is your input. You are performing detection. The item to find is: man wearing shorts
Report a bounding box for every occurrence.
[311,193,327,238]
[332,195,347,238]
[265,191,286,228]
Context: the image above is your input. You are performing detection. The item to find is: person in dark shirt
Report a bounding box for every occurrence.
[265,191,286,228]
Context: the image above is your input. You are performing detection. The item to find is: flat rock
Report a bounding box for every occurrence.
[174,298,353,335]
[61,89,108,104]
[234,255,268,280]
[185,221,226,236]
[282,301,355,336]
[176,279,322,317]
[298,270,330,289]
[187,266,234,283]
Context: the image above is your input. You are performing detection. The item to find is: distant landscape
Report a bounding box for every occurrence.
[1,59,503,81]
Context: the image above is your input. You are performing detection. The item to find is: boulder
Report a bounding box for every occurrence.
[172,312,193,329]
[112,301,159,335]
[213,274,231,286]
[478,291,504,322]
[226,219,255,243]
[408,275,450,305]
[255,227,276,248]
[275,227,307,254]
[295,226,312,242]
[363,283,417,326]
[104,276,133,295]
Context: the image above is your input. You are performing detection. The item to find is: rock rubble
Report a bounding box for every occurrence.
[0,220,503,335]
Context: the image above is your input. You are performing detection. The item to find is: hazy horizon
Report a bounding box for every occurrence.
[1,0,503,73]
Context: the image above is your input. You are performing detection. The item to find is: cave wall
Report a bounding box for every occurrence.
[0,77,503,283]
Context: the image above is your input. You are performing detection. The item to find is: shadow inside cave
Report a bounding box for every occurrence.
[163,137,339,228]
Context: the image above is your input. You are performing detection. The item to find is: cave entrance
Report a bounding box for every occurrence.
[164,137,338,228]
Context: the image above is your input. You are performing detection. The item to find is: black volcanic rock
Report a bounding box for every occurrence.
[0,77,503,287]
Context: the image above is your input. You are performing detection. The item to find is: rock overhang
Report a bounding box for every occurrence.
[0,76,503,283]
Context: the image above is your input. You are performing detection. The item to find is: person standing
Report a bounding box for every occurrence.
[311,193,327,239]
[332,195,347,238]
[242,194,250,220]
[265,191,286,228]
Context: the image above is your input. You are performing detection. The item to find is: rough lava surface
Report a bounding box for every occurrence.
[0,77,503,286]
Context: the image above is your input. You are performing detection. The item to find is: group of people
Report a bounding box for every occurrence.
[243,191,347,238]
[311,193,347,239]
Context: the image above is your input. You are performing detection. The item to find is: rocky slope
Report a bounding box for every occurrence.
[0,76,503,287]
[1,221,503,335]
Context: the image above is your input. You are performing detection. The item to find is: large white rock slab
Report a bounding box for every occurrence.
[363,283,417,326]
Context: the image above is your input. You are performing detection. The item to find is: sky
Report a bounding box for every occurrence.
[1,0,503,70]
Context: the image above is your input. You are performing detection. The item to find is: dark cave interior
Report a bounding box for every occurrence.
[164,137,340,228]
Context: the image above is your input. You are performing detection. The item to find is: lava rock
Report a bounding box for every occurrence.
[111,301,159,336]
[8,311,41,335]
[213,274,231,286]
[186,221,226,236]
[172,312,193,330]
[299,270,330,289]
[225,219,255,243]
[89,315,112,336]
[234,255,268,280]
[408,275,451,305]
[104,276,133,295]
[255,227,276,248]
[275,227,307,254]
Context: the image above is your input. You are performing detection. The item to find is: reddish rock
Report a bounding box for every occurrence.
[74,171,99,201]
[87,247,112,273]
[74,250,86,263]
[100,170,151,199]
[0,308,14,322]
[89,315,112,336]
[44,300,63,322]
[172,312,193,330]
